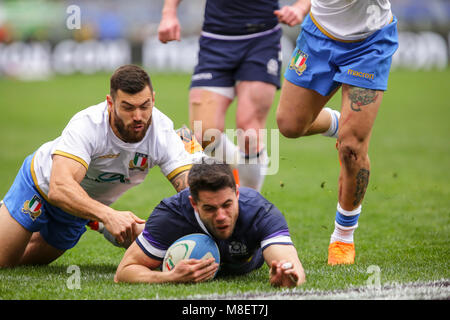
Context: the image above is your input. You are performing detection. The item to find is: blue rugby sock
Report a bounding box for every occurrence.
[330,203,361,244]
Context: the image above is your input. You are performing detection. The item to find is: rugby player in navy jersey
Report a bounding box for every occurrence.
[157,0,323,193]
[115,163,305,287]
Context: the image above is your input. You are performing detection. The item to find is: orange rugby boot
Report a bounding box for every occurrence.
[327,241,355,265]
[176,125,203,154]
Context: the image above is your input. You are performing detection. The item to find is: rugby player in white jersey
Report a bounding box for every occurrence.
[277,0,399,265]
[0,65,198,267]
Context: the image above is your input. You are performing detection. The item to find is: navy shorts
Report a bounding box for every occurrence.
[191,26,283,89]
[3,153,88,250]
[284,14,399,96]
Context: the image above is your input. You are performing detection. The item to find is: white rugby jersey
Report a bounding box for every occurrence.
[31,101,194,205]
[310,0,393,41]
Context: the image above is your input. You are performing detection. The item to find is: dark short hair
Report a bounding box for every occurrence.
[188,162,236,202]
[110,65,153,99]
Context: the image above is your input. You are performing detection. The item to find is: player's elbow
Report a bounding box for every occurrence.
[47,183,65,205]
[114,265,127,283]
[114,260,139,284]
[114,270,122,283]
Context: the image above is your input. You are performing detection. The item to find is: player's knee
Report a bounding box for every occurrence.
[337,138,368,168]
[235,116,261,137]
[276,113,307,138]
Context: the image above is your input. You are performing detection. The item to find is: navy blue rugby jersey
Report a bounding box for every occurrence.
[136,187,293,275]
[202,0,280,35]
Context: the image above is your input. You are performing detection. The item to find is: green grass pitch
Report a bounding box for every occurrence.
[0,69,449,299]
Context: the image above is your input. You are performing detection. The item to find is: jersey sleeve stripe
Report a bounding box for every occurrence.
[30,153,51,202]
[52,150,89,170]
[261,235,293,250]
[166,164,192,181]
[136,233,166,260]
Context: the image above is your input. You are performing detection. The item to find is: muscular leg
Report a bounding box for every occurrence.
[0,204,32,267]
[189,88,233,149]
[234,81,276,191]
[235,81,275,154]
[20,232,65,265]
[276,80,338,138]
[0,204,64,267]
[337,84,382,210]
[327,84,383,265]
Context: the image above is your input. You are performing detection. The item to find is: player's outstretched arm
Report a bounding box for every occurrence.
[48,155,145,244]
[263,244,306,287]
[115,241,218,284]
[158,0,182,43]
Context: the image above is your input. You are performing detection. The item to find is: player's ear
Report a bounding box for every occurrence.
[235,188,239,200]
[188,195,198,210]
[106,95,114,110]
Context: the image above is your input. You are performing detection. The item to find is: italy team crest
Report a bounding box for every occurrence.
[129,152,149,171]
[289,49,308,76]
[22,195,43,221]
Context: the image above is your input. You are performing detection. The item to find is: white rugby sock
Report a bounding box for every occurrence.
[322,107,340,138]
[236,148,268,192]
[330,222,357,244]
[203,133,268,191]
[204,133,239,164]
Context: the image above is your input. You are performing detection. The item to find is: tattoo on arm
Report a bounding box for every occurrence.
[353,168,370,206]
[170,171,189,192]
[348,86,378,112]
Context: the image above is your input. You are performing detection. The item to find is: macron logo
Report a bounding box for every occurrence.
[347,69,375,80]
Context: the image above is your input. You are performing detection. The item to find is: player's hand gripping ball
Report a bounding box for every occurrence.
[162,233,220,277]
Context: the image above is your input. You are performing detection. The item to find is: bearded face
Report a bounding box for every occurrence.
[108,86,154,143]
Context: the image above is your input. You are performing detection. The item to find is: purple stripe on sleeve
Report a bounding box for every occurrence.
[262,229,290,241]
[142,229,167,250]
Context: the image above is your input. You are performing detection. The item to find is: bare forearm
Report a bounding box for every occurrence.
[48,180,112,222]
[294,0,311,13]
[170,170,189,192]
[162,0,182,16]
[115,264,170,284]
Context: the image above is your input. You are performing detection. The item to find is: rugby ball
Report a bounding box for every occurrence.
[162,233,220,276]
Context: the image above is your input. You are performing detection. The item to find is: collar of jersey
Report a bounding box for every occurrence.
[194,210,212,237]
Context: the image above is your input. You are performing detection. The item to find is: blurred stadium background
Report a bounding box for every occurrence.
[0,0,449,79]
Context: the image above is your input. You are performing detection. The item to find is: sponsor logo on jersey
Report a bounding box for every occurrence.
[97,172,130,183]
[289,49,308,76]
[22,195,43,221]
[129,152,148,171]
[96,153,121,159]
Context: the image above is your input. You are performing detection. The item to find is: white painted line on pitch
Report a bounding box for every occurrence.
[185,279,450,300]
